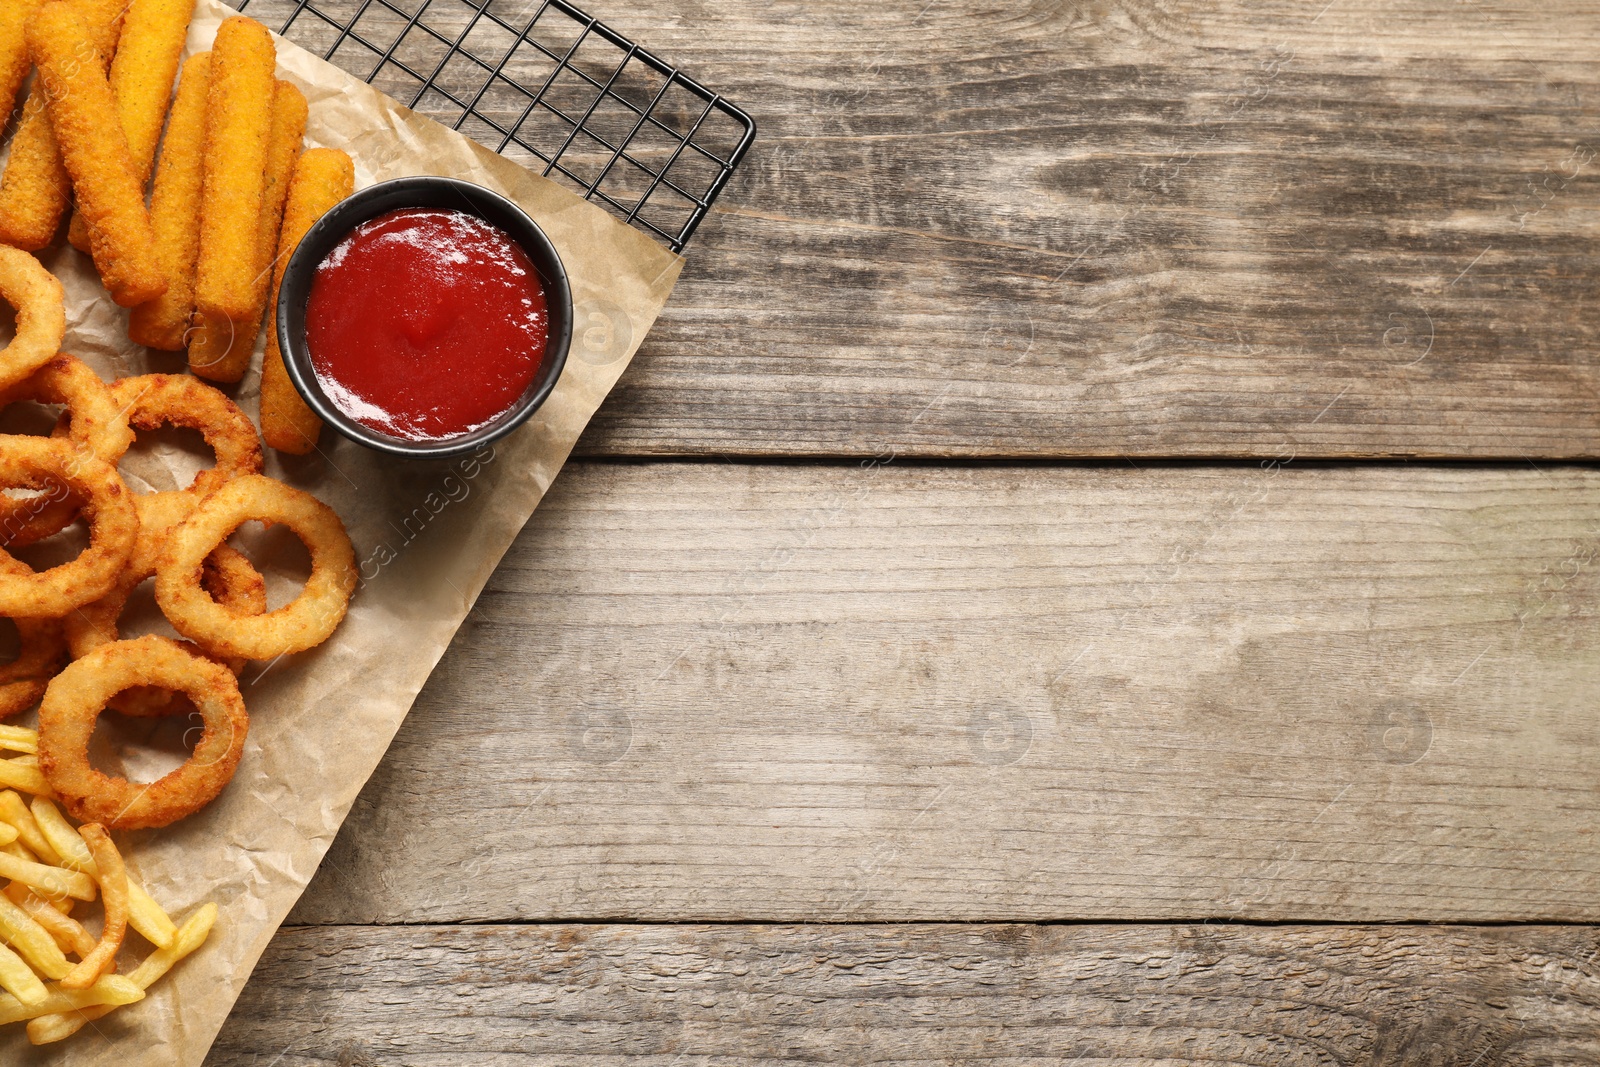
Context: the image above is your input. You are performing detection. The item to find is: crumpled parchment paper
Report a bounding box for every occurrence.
[2,1,682,1060]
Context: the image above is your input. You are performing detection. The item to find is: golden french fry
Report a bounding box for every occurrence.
[135,900,216,976]
[0,726,37,754]
[4,884,94,957]
[121,879,173,950]
[30,797,174,949]
[0,792,59,866]
[27,901,216,1043]
[0,825,15,848]
[0,891,68,978]
[67,0,195,251]
[60,825,124,989]
[0,973,142,1025]
[0,0,45,121]
[0,941,45,1006]
[192,15,276,374]
[0,852,94,902]
[24,799,79,868]
[261,148,355,453]
[128,51,210,351]
[0,0,124,250]
[0,759,52,799]
[189,78,307,381]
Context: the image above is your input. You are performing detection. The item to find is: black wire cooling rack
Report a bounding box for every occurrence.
[235,0,756,252]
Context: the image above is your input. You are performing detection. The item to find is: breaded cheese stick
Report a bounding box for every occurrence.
[67,0,195,252]
[127,52,209,351]
[0,0,46,122]
[28,2,164,306]
[188,79,306,382]
[191,15,275,377]
[0,0,124,251]
[261,148,354,454]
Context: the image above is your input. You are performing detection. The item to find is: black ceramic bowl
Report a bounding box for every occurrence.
[277,176,573,459]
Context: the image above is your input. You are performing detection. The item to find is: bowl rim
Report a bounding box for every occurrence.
[276,175,573,460]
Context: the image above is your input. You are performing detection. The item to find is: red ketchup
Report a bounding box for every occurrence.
[304,207,548,442]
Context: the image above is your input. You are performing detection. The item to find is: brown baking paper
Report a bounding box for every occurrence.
[0,1,681,1060]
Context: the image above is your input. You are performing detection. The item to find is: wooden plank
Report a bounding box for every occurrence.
[207,923,1600,1065]
[289,461,1600,924]
[512,0,1600,459]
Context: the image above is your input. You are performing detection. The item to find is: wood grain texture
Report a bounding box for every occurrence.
[548,0,1600,459]
[284,460,1600,925]
[236,0,1600,460]
[206,923,1600,1065]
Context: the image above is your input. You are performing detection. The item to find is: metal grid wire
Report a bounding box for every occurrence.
[235,0,756,252]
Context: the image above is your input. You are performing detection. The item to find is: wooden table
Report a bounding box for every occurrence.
[208,1,1600,1061]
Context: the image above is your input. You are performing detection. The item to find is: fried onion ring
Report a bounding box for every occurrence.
[36,635,248,829]
[0,356,133,547]
[0,554,64,720]
[0,247,65,393]
[0,439,136,617]
[156,475,355,660]
[107,375,262,496]
[66,491,265,716]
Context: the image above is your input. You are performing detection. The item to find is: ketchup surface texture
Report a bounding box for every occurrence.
[304,207,549,442]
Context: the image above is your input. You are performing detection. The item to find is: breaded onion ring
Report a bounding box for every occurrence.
[0,438,136,618]
[156,475,355,660]
[0,355,134,547]
[36,635,248,829]
[0,247,65,394]
[107,375,262,495]
[0,554,64,720]
[66,491,265,716]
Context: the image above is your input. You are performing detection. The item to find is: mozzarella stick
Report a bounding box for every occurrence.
[0,0,45,122]
[66,0,195,252]
[191,15,275,377]
[128,51,210,351]
[28,3,164,306]
[261,148,354,454]
[0,95,63,250]
[188,79,306,382]
[0,0,123,251]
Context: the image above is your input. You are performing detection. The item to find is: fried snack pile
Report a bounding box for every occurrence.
[0,730,216,1046]
[2,2,356,449]
[0,4,368,1046]
[0,358,357,837]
